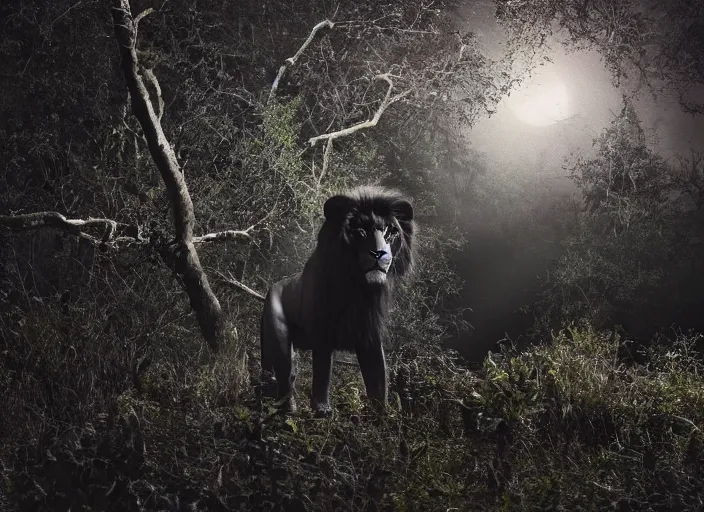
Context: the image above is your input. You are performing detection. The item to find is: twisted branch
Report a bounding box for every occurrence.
[268,20,335,105]
[0,212,141,246]
[308,73,411,183]
[308,73,410,147]
[143,69,164,122]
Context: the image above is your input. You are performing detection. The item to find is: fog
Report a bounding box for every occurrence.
[446,2,704,361]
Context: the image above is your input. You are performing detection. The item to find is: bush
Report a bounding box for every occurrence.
[470,325,704,509]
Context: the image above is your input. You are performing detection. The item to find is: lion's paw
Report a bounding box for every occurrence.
[311,402,333,418]
[277,395,297,415]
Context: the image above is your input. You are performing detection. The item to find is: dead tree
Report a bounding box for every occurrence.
[111,0,225,353]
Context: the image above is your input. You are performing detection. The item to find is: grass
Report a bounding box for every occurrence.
[2,309,703,510]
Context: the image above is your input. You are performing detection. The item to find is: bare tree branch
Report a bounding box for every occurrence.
[193,208,273,244]
[0,211,118,232]
[307,73,410,183]
[268,19,335,105]
[193,230,252,244]
[0,211,142,246]
[216,270,266,302]
[143,68,164,122]
[133,7,154,28]
[318,137,334,187]
[1,210,260,250]
[308,73,410,147]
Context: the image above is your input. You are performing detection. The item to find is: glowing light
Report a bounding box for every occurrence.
[507,72,571,127]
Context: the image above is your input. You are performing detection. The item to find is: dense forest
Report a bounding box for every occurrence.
[1,0,703,510]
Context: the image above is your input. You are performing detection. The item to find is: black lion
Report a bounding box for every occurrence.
[260,186,416,414]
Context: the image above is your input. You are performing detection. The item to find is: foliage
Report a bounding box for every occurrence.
[0,0,489,508]
[4,322,703,510]
[495,0,704,114]
[536,101,704,335]
[2,1,702,511]
[469,325,704,510]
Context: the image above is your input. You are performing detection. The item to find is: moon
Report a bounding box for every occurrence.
[507,71,571,127]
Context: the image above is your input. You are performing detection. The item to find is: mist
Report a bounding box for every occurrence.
[443,2,704,361]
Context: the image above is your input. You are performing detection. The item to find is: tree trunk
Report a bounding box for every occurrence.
[112,0,224,353]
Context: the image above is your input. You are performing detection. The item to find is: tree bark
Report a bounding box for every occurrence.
[112,0,224,353]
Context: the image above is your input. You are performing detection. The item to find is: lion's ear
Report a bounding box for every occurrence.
[324,195,356,222]
[391,199,414,222]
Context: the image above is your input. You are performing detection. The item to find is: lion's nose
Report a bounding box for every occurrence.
[369,249,387,261]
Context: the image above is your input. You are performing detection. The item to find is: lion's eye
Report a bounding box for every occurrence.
[354,228,367,239]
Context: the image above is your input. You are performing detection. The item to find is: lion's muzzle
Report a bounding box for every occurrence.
[361,241,392,284]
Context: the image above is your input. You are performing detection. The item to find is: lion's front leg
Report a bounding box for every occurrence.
[356,343,388,411]
[311,349,334,416]
[261,285,298,414]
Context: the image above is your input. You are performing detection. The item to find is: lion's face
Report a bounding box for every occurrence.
[322,188,414,287]
[348,217,398,285]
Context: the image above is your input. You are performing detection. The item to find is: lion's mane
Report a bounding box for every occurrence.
[302,185,416,353]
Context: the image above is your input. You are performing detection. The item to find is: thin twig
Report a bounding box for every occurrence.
[50,1,84,29]
[216,270,266,302]
[193,230,252,244]
[591,480,623,493]
[318,138,334,186]
[671,415,702,433]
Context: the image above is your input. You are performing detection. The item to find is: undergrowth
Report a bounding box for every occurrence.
[2,321,703,510]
